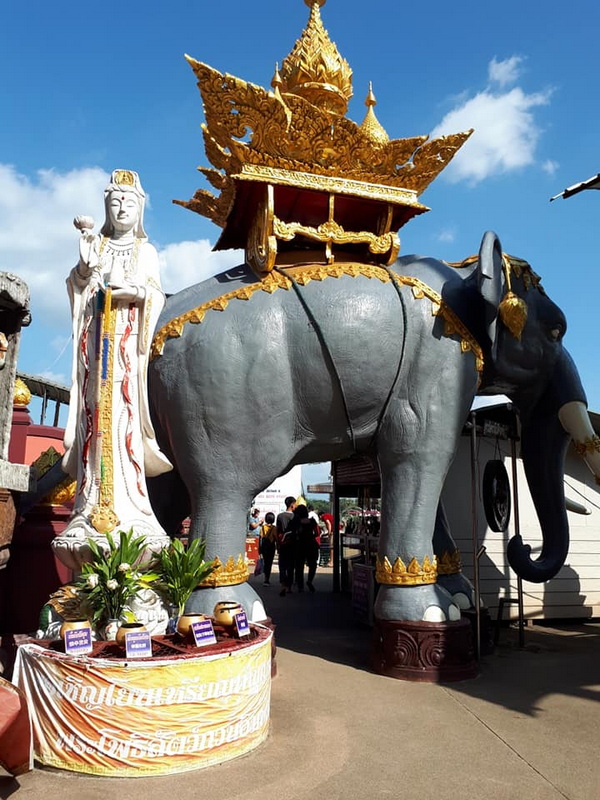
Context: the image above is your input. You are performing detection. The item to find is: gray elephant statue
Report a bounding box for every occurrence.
[147,231,597,628]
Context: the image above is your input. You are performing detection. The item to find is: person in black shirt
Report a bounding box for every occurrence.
[276,496,296,596]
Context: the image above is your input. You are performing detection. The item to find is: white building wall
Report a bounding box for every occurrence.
[442,436,600,621]
[252,465,303,520]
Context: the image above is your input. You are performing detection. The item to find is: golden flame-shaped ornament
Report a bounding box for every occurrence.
[499,291,528,340]
[360,83,389,146]
[279,0,352,115]
[13,378,31,406]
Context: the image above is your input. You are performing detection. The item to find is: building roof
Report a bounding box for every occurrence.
[17,372,70,405]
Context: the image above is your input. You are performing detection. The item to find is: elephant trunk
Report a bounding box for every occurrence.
[507,348,587,583]
[507,409,570,582]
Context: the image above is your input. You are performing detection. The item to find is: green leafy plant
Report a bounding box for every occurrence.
[76,529,159,627]
[155,538,215,617]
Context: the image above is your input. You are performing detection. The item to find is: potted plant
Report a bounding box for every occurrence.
[155,538,215,630]
[76,529,158,639]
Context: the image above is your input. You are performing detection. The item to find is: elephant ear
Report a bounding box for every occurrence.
[477,230,504,361]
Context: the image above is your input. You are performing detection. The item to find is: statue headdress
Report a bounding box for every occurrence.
[178,0,472,275]
[101,168,147,239]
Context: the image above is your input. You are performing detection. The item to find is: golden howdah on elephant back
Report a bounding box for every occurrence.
[175,0,471,276]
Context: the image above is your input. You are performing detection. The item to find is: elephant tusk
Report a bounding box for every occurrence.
[565,497,591,516]
[558,400,600,482]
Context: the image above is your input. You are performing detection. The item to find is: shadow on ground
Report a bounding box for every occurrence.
[251,567,600,717]
[249,570,372,671]
[451,621,600,716]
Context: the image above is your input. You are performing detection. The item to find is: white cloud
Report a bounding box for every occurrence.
[436,227,456,244]
[488,56,523,87]
[431,77,552,184]
[158,240,242,294]
[0,164,109,332]
[542,159,559,176]
[0,166,243,339]
[38,369,70,388]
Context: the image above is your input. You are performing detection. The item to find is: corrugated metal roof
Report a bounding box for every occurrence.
[17,372,70,405]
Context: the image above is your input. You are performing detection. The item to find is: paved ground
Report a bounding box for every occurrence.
[2,567,600,800]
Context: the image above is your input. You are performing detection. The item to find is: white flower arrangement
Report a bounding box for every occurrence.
[76,529,159,627]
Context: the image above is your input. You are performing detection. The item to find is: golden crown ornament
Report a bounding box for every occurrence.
[178,0,472,276]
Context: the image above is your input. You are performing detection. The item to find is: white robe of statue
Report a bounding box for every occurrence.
[54,170,172,571]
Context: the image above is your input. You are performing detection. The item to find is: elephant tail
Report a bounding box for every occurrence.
[147,469,191,537]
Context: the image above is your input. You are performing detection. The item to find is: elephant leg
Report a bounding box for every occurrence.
[374,355,477,623]
[184,486,269,622]
[374,453,461,623]
[433,501,475,610]
[178,441,301,622]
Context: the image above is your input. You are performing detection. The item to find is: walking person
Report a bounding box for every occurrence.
[292,504,320,593]
[318,510,333,566]
[276,496,296,596]
[259,512,277,586]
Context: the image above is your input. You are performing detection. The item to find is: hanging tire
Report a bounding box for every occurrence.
[482,459,511,532]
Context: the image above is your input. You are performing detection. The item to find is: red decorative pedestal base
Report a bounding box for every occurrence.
[372,618,478,682]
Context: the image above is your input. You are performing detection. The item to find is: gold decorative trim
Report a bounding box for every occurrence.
[499,291,527,341]
[200,554,249,587]
[151,270,290,358]
[46,584,85,621]
[388,272,484,376]
[89,504,120,535]
[246,184,277,274]
[235,165,427,209]
[114,170,135,187]
[437,549,462,576]
[42,479,77,507]
[273,217,399,263]
[91,267,119,535]
[574,435,600,457]
[151,264,484,378]
[376,554,437,586]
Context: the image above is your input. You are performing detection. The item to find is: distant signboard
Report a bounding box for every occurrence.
[252,465,303,520]
[351,564,375,626]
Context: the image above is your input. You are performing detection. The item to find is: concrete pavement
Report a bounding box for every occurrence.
[2,567,599,800]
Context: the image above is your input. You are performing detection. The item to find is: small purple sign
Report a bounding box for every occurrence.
[234,611,250,637]
[64,626,92,656]
[125,630,153,659]
[192,618,217,647]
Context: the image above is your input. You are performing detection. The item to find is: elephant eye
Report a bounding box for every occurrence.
[549,326,564,341]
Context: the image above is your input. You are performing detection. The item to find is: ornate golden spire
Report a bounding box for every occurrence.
[279,0,353,116]
[178,0,473,272]
[360,83,389,146]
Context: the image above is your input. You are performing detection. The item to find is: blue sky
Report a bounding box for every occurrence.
[2,0,599,488]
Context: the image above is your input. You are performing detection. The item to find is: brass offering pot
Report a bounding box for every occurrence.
[115,622,147,647]
[213,601,243,627]
[176,613,206,638]
[60,618,91,639]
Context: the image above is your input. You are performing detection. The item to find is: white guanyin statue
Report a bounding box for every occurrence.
[53,169,173,571]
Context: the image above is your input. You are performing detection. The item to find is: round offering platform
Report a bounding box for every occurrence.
[13,625,273,777]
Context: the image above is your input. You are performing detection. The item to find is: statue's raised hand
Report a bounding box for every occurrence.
[74,216,98,279]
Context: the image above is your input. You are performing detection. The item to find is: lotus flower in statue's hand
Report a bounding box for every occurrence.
[73,215,95,233]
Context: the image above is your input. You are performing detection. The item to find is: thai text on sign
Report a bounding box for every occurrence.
[13,629,272,777]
